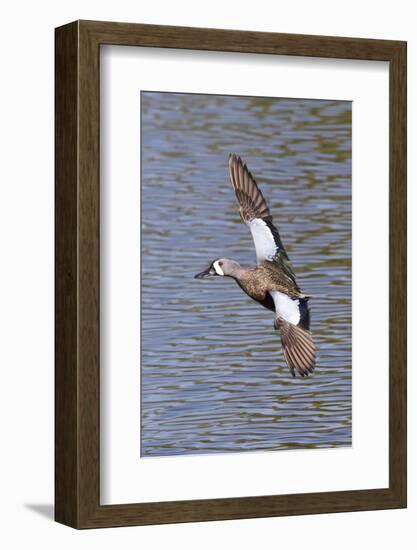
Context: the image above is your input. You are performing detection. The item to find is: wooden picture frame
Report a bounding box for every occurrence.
[55,20,407,529]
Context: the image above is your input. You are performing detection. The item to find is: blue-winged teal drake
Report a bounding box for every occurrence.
[195,154,316,377]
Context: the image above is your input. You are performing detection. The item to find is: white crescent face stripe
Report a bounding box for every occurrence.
[213,260,224,276]
[270,290,300,325]
[248,218,278,263]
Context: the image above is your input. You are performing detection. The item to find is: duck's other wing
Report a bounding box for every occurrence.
[228,154,295,281]
[276,318,316,377]
[270,290,315,377]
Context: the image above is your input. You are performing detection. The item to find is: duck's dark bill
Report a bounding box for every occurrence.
[194,267,217,279]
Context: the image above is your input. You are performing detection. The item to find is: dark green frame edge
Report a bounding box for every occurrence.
[55,19,407,529]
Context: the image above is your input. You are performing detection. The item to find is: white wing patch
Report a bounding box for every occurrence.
[248,218,277,263]
[271,291,300,325]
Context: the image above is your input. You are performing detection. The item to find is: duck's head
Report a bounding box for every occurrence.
[194,258,239,279]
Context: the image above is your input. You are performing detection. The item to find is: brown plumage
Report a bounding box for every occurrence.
[276,319,315,377]
[229,154,271,222]
[195,154,316,377]
[229,154,296,282]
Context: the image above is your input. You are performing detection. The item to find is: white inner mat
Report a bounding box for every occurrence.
[100,45,389,505]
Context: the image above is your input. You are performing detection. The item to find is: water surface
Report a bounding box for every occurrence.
[141,91,352,457]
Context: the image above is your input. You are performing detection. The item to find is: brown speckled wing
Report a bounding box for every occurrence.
[228,154,296,281]
[276,318,316,377]
[228,153,271,222]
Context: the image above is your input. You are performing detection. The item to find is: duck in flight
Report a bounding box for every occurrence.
[195,154,316,377]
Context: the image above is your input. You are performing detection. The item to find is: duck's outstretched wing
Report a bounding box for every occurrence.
[276,318,316,377]
[228,154,295,281]
[270,290,315,377]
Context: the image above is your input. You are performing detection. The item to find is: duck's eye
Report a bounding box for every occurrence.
[219,262,223,267]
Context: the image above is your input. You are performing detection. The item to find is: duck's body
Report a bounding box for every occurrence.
[231,261,310,327]
[195,154,316,377]
[234,263,279,312]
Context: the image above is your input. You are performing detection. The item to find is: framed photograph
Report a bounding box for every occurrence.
[55,20,406,528]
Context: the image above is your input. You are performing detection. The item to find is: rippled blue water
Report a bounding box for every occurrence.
[141,91,352,457]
